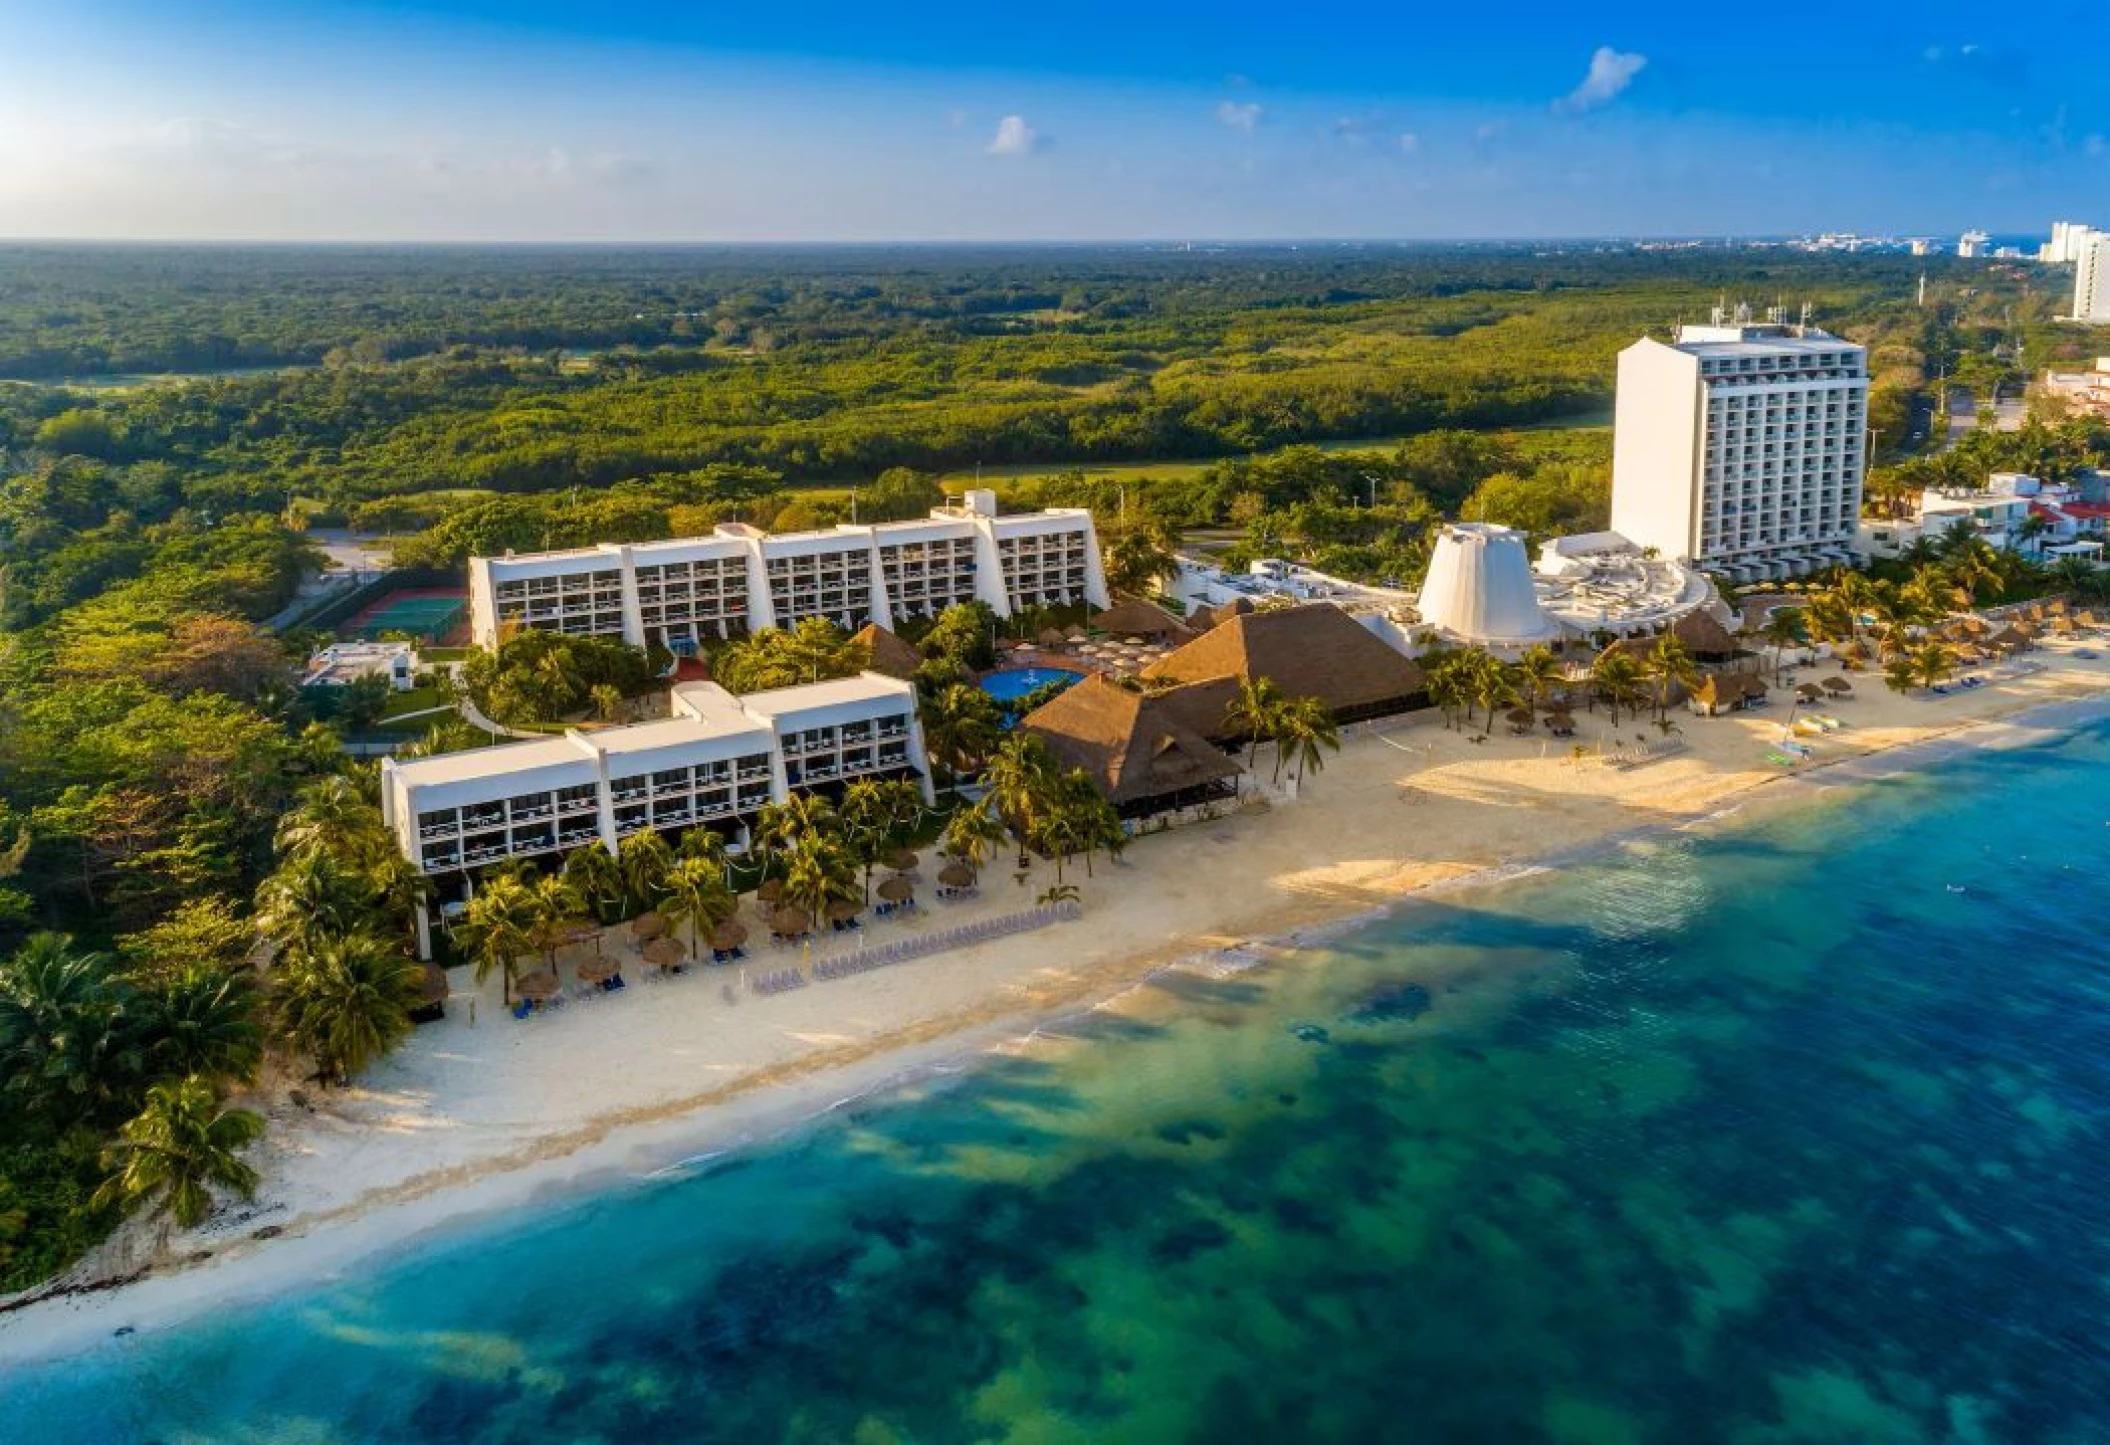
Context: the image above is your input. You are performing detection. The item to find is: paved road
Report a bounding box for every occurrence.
[1941,388,2027,451]
[305,527,395,575]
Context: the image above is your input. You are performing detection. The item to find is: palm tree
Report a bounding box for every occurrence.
[95,1076,263,1230]
[141,966,265,1088]
[2050,553,2102,598]
[1513,645,1565,711]
[1276,695,1340,786]
[661,856,736,960]
[1590,651,1646,727]
[525,873,586,974]
[1883,655,1921,695]
[1759,607,1809,684]
[1644,636,1700,722]
[984,733,1063,864]
[253,852,367,960]
[454,873,538,1005]
[616,829,674,915]
[919,685,1003,794]
[1898,535,1943,569]
[1037,883,1082,908]
[1911,641,1956,692]
[590,683,624,723]
[840,777,924,901]
[940,800,1007,873]
[1224,676,1285,769]
[778,832,857,926]
[275,933,425,1084]
[0,934,141,1130]
[273,773,384,865]
[1421,652,1470,731]
[561,843,625,925]
[1945,544,2003,610]
[1469,650,1518,736]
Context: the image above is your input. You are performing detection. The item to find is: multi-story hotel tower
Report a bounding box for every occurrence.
[1610,311,1868,582]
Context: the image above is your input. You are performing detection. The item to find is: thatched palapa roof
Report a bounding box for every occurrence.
[1184,595,1253,633]
[1692,671,1768,710]
[1020,672,1241,810]
[1671,608,1742,658]
[1089,597,1194,641]
[1139,603,1425,722]
[852,623,925,681]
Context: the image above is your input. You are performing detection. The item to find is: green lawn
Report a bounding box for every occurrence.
[378,684,444,717]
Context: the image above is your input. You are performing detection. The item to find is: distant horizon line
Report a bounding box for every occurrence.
[0,232,2042,250]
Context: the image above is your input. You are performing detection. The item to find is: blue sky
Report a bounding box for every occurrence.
[2,1,2103,241]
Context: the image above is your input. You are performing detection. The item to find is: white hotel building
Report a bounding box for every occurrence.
[1610,318,1869,583]
[467,490,1109,651]
[380,673,930,953]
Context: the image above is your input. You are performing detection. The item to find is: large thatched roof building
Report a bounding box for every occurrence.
[1090,597,1195,641]
[1020,673,1241,818]
[1140,603,1427,723]
[851,623,924,680]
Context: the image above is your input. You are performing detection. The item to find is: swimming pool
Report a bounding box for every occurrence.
[980,666,1085,705]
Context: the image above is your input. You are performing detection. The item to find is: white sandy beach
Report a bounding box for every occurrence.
[7,639,2110,1364]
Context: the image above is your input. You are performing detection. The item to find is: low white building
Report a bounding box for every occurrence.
[2043,358,2110,419]
[301,641,417,691]
[380,672,931,954]
[467,490,1108,651]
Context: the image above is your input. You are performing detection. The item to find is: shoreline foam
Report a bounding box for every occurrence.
[4,662,2109,1369]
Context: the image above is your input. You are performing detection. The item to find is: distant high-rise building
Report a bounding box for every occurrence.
[1610,314,1869,582]
[2073,236,2110,322]
[1957,230,1990,258]
[2041,220,2102,265]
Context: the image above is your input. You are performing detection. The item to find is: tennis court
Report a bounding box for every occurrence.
[342,588,467,643]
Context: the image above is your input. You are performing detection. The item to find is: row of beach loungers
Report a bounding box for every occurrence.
[786,901,1084,988]
[1603,737,1690,771]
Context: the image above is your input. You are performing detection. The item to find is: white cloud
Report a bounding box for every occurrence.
[1398,132,1419,154]
[1555,46,1647,113]
[986,114,1041,156]
[1216,101,1262,134]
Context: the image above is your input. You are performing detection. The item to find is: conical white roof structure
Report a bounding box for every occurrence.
[1415,523,1562,646]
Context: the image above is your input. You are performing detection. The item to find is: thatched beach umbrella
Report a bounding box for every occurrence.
[710,918,749,952]
[576,955,619,986]
[627,912,667,943]
[1038,627,1066,647]
[1822,676,1852,696]
[771,905,814,937]
[516,969,560,1003]
[1505,706,1536,725]
[938,861,976,888]
[756,877,784,904]
[1796,683,1825,703]
[643,936,686,970]
[416,961,450,1013]
[827,898,862,924]
[886,848,919,872]
[877,876,915,903]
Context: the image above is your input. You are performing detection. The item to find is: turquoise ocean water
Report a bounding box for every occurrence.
[9,708,2110,1443]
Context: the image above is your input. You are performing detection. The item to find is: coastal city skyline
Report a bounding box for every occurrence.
[6,1,2109,241]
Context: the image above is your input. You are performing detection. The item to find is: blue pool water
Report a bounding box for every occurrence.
[979,665,1085,705]
[10,707,2110,1442]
